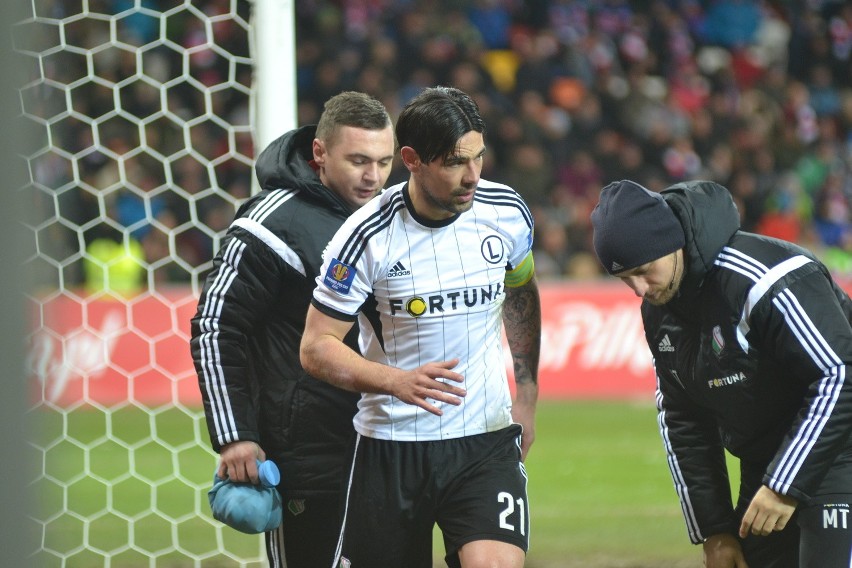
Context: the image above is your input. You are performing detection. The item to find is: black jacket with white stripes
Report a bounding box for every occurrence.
[190,126,360,497]
[642,180,852,544]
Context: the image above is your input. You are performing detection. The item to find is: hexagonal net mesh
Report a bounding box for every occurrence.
[16,1,265,566]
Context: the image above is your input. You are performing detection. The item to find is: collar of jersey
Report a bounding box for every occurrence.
[403,183,462,228]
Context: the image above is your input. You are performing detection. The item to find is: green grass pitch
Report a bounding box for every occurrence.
[31,400,739,567]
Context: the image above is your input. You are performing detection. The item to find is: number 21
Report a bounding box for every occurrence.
[497,491,526,536]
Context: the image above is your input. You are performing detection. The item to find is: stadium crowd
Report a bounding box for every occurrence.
[289,0,852,281]
[31,0,852,290]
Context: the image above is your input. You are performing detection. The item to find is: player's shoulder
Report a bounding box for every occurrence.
[475,179,527,205]
[234,188,301,226]
[235,187,347,241]
[377,181,406,206]
[477,178,516,193]
[220,189,291,242]
[343,182,407,227]
[474,179,533,226]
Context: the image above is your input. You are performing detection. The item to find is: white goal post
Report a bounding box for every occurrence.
[15,0,296,565]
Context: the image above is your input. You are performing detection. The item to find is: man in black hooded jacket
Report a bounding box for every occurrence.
[591,180,852,567]
[190,91,395,566]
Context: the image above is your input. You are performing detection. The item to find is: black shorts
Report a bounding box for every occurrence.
[332,424,529,568]
[265,493,342,568]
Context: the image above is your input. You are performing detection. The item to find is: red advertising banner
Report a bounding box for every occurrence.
[28,290,201,408]
[28,283,654,407]
[532,281,651,397]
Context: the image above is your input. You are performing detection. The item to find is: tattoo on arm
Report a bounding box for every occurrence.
[503,278,541,386]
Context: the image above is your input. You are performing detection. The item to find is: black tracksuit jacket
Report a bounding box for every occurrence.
[190,126,360,498]
[643,181,852,544]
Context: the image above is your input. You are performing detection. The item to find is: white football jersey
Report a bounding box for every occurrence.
[312,180,534,441]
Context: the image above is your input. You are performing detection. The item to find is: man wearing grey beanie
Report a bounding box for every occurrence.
[591,179,852,568]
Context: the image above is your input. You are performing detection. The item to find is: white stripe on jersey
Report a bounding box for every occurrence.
[769,290,844,493]
[233,218,306,276]
[655,383,704,543]
[250,188,297,224]
[314,180,534,442]
[197,190,302,446]
[197,237,247,446]
[714,247,845,495]
[715,250,811,351]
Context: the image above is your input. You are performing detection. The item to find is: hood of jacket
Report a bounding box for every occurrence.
[253,125,354,215]
[661,180,741,297]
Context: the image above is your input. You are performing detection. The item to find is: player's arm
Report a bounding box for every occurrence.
[503,253,541,461]
[757,270,852,500]
[655,368,738,543]
[300,305,467,416]
[737,269,848,537]
[190,232,284,484]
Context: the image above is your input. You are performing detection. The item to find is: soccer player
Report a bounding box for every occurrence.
[190,92,395,567]
[300,86,541,568]
[590,179,852,568]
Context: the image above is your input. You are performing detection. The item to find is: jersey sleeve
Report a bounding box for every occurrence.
[505,251,535,288]
[500,192,534,270]
[655,366,740,543]
[748,265,852,501]
[311,213,375,320]
[503,189,535,287]
[190,229,288,451]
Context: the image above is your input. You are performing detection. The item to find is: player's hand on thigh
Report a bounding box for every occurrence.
[702,533,749,568]
[739,485,797,538]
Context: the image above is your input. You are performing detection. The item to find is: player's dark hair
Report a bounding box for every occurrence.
[396,86,485,164]
[316,91,393,146]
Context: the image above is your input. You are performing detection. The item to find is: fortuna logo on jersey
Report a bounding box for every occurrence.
[387,261,411,278]
[389,283,504,317]
[708,371,747,389]
[658,334,675,352]
[322,258,356,294]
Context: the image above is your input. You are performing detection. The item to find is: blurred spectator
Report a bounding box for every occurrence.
[700,0,762,50]
[502,140,555,208]
[30,0,852,290]
[84,237,145,296]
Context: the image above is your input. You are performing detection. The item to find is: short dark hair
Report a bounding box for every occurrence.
[395,86,485,164]
[315,91,392,146]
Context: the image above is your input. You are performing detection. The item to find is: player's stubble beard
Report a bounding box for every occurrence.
[423,183,476,216]
[647,251,681,306]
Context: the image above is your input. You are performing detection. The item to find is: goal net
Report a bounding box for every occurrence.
[16,1,268,565]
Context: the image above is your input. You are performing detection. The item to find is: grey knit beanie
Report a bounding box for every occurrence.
[591,180,685,275]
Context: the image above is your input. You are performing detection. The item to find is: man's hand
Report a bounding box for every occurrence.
[218,441,265,484]
[511,400,535,461]
[390,358,466,416]
[739,485,797,538]
[511,382,537,461]
[703,533,749,568]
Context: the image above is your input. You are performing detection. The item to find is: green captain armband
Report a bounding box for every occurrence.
[505,252,535,288]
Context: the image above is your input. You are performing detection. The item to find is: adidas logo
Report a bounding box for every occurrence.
[610,261,624,273]
[387,261,411,278]
[658,334,675,352]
